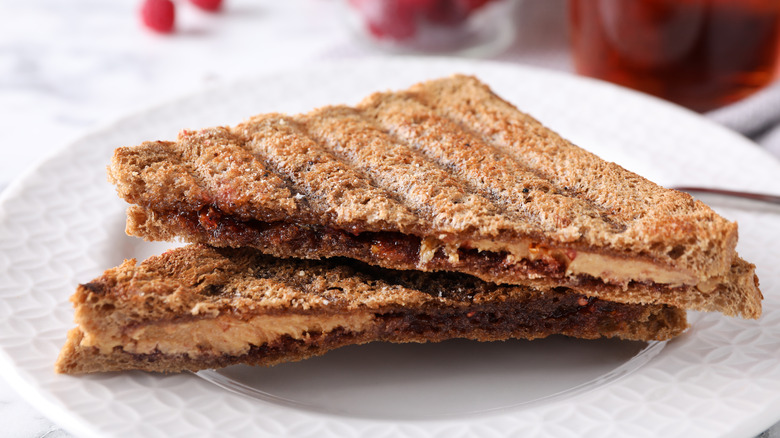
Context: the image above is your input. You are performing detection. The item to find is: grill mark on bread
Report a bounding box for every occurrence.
[299,105,512,237]
[110,135,300,223]
[240,113,422,234]
[180,127,315,220]
[409,78,674,220]
[359,91,628,238]
[412,78,714,220]
[405,82,648,228]
[175,128,303,221]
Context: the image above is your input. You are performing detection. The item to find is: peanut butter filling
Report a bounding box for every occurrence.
[80,312,376,356]
[422,238,703,288]
[565,252,695,287]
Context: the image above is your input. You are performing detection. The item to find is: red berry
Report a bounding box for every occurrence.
[140,0,175,33]
[189,0,223,12]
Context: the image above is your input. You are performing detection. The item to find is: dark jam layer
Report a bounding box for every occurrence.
[163,207,575,288]
[108,294,684,373]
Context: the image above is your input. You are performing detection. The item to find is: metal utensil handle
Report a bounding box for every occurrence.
[672,186,780,205]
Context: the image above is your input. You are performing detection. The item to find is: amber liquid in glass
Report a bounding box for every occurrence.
[569,0,780,112]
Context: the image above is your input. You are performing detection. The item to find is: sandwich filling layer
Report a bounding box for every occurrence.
[440,238,702,288]
[60,295,687,374]
[135,207,710,290]
[79,313,376,356]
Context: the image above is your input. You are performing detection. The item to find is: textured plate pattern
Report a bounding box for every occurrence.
[1,58,779,438]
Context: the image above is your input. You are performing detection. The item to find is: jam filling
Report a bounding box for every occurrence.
[138,205,686,294]
[161,206,574,282]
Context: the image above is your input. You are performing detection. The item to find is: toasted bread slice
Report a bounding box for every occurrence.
[108,75,761,318]
[56,244,686,374]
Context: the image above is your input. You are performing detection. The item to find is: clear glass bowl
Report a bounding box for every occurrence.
[344,0,516,57]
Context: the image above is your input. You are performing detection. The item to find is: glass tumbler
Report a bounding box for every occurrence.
[569,0,780,112]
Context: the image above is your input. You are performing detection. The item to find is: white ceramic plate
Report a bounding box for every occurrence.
[1,58,779,438]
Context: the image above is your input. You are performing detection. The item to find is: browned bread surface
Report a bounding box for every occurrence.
[56,244,687,374]
[108,75,760,317]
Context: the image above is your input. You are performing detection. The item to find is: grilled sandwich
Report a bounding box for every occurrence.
[107,75,761,318]
[56,244,687,374]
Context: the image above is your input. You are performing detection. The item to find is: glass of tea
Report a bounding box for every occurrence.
[569,0,780,112]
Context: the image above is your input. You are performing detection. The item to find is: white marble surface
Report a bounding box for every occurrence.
[1,0,778,437]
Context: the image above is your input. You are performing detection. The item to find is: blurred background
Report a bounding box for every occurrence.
[1,0,779,436]
[0,0,567,191]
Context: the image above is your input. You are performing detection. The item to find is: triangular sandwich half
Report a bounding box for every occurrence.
[107,75,762,319]
[56,244,687,374]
